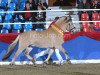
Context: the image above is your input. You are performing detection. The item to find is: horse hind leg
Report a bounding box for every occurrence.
[44,48,54,65]
[10,48,24,65]
[24,45,36,65]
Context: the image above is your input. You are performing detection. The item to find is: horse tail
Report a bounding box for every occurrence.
[2,35,20,61]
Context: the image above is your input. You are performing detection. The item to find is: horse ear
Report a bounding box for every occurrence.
[54,17,59,21]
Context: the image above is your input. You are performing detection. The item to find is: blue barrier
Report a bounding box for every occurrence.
[0,36,100,61]
[63,36,100,60]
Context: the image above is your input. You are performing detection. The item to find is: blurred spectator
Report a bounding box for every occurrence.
[77,0,90,20]
[92,0,100,8]
[26,0,37,22]
[34,2,47,29]
[38,0,46,4]
[35,0,48,5]
[53,0,63,6]
[27,0,37,10]
[35,2,46,21]
[87,0,93,8]
[37,0,48,9]
[91,0,100,12]
[13,0,37,22]
[53,0,71,6]
[42,2,48,9]
[78,0,90,9]
[34,0,39,4]
[29,0,48,22]
[23,2,32,21]
[76,0,82,7]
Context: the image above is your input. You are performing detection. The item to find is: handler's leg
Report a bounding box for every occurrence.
[34,48,50,59]
[55,49,63,65]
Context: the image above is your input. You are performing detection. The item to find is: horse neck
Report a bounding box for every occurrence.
[47,27,57,32]
[47,26,64,36]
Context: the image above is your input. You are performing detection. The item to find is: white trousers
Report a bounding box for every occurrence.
[34,48,63,64]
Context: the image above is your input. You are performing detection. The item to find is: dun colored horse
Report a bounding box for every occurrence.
[2,16,75,65]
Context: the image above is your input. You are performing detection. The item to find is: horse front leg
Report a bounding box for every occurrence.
[61,48,71,64]
[34,48,50,60]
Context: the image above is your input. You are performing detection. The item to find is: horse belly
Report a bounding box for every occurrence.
[33,36,63,48]
[18,33,32,49]
[33,38,54,48]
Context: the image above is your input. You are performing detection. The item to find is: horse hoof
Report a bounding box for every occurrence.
[31,59,35,62]
[31,59,36,65]
[68,61,72,64]
[10,63,14,66]
[67,59,72,64]
[43,61,48,67]
[52,63,61,66]
[31,63,37,67]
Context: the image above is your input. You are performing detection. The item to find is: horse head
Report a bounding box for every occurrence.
[53,16,76,33]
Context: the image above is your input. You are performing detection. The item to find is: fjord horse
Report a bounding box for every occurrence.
[2,16,75,65]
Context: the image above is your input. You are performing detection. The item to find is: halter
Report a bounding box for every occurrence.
[49,20,75,35]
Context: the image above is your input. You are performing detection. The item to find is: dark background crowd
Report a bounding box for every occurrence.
[0,0,100,33]
[0,0,48,33]
[77,0,100,20]
[77,0,100,32]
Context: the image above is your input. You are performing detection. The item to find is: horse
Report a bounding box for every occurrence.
[2,16,75,65]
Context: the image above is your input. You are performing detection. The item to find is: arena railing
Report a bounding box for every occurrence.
[0,9,100,13]
[0,9,100,25]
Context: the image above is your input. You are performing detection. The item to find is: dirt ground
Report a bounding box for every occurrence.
[0,64,100,75]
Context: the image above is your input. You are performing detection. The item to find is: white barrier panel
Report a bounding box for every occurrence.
[1,60,100,65]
